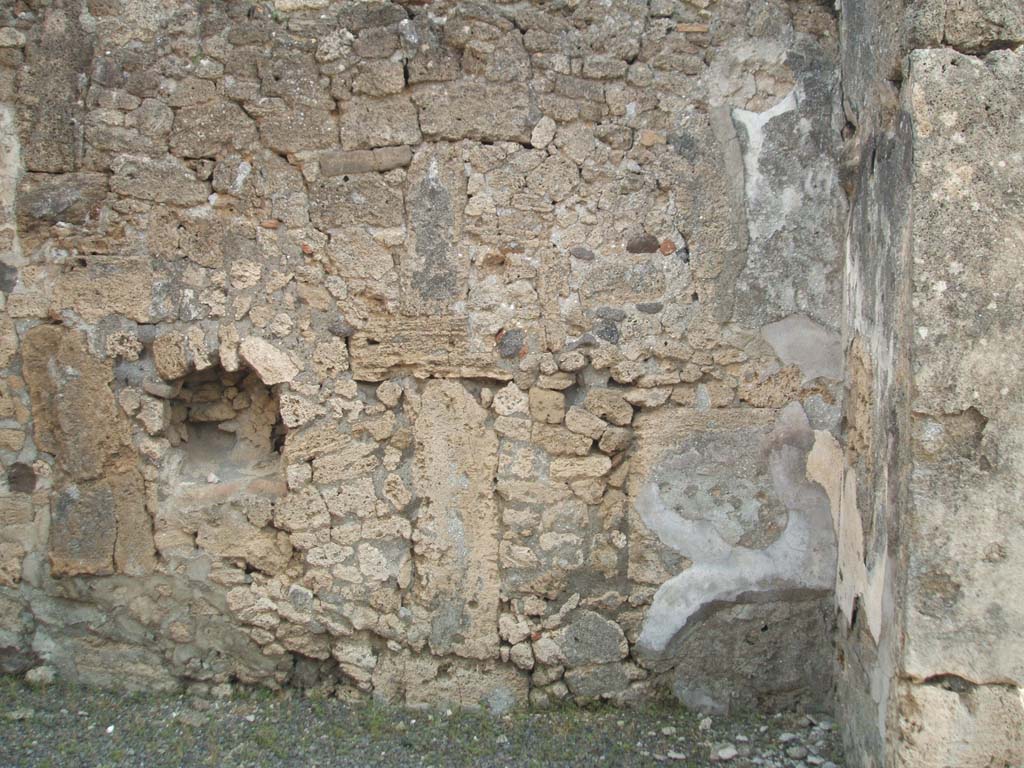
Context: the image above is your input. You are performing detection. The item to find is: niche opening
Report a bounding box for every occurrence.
[162,364,286,500]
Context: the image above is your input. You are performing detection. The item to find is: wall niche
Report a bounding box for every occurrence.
[158,364,287,506]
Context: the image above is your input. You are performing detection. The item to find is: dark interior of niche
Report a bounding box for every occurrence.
[165,365,286,486]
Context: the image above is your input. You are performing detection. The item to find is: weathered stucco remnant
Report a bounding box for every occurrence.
[0,0,1021,762]
[635,403,835,653]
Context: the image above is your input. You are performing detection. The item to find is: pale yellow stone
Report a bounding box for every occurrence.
[565,406,607,439]
[239,337,299,385]
[550,455,611,481]
[529,387,565,424]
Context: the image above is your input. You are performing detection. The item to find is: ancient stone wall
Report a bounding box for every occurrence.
[0,0,848,711]
[3,0,1023,761]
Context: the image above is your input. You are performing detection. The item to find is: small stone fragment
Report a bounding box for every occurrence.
[569,246,595,261]
[239,337,299,385]
[626,234,660,253]
[493,382,529,416]
[716,744,738,761]
[529,388,565,425]
[583,389,633,426]
[531,116,557,149]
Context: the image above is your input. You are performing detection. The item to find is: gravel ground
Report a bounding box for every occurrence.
[0,676,846,768]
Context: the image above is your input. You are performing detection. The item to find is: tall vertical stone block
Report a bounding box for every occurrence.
[410,380,500,661]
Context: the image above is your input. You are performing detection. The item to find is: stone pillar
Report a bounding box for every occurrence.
[838,2,1024,764]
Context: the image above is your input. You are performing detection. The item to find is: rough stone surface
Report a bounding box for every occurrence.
[2,2,1015,751]
[0,0,846,710]
[836,4,1024,766]
[239,337,300,385]
[902,46,1024,690]
[411,380,500,661]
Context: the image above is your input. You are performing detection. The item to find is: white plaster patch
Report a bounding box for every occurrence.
[762,314,843,381]
[636,403,836,654]
[733,88,799,241]
[806,429,887,643]
[0,104,24,267]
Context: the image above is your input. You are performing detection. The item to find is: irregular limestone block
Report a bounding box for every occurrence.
[170,101,257,158]
[22,326,155,577]
[903,48,1024,687]
[337,96,421,149]
[32,633,180,693]
[410,380,500,660]
[21,325,132,482]
[531,116,557,149]
[552,610,629,667]
[20,5,91,172]
[564,663,632,700]
[309,174,404,229]
[0,493,33,587]
[0,28,24,47]
[197,504,293,575]
[319,146,412,176]
[531,423,592,457]
[529,388,565,424]
[53,255,154,324]
[565,406,607,439]
[579,258,666,307]
[549,455,611,481]
[492,382,528,416]
[0,542,25,587]
[110,154,208,206]
[50,482,117,576]
[349,316,510,381]
[16,172,108,234]
[893,680,1024,767]
[275,0,330,10]
[108,467,157,576]
[257,107,336,154]
[583,389,633,426]
[353,60,405,96]
[239,337,299,385]
[373,651,527,712]
[598,427,632,454]
[944,0,1024,53]
[152,331,190,380]
[413,82,533,143]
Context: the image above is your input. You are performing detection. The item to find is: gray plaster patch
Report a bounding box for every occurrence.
[762,314,843,381]
[635,403,836,655]
[729,47,846,330]
[410,167,457,302]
